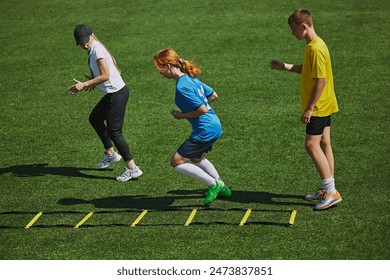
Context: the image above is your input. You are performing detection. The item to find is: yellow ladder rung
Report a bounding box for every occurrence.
[288,210,297,227]
[25,212,43,229]
[239,209,252,226]
[131,210,148,227]
[184,209,197,226]
[74,212,94,229]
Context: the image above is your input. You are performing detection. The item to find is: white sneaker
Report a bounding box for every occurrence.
[98,152,122,169]
[116,166,143,182]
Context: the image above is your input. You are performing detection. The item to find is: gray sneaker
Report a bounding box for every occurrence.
[98,152,122,169]
[305,189,326,201]
[116,166,143,182]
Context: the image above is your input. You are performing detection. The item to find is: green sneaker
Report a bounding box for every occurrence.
[219,185,232,197]
[204,180,224,205]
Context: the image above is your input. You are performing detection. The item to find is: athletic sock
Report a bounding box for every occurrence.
[322,176,336,194]
[175,163,216,186]
[193,158,220,180]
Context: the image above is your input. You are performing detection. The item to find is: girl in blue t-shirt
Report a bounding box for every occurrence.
[153,48,231,205]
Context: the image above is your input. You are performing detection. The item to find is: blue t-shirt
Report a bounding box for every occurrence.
[175,75,222,142]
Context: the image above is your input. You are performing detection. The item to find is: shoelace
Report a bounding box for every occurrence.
[318,192,328,200]
[102,157,110,164]
[118,167,131,178]
[102,153,117,163]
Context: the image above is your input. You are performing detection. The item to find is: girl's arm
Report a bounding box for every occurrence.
[171,105,208,120]
[69,58,110,94]
[84,58,110,88]
[207,91,218,103]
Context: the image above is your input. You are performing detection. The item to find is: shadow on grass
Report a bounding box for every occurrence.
[58,188,310,210]
[58,195,178,210]
[0,163,114,180]
[168,189,311,207]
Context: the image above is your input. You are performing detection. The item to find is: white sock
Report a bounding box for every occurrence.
[175,163,216,186]
[322,176,336,194]
[193,158,220,180]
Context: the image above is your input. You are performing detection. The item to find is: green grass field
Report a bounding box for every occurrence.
[0,0,389,261]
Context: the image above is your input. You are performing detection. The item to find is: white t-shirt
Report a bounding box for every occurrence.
[88,39,125,94]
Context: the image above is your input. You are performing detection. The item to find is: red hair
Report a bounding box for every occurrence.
[153,48,201,78]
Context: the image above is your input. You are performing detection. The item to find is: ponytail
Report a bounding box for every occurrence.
[94,35,121,74]
[179,58,201,78]
[154,48,201,78]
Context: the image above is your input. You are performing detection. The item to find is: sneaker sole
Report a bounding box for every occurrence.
[98,165,110,169]
[314,197,342,210]
[305,196,322,201]
[116,177,132,182]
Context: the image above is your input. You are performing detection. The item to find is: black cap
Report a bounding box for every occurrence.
[74,24,92,45]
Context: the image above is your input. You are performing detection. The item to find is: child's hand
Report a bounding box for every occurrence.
[270,60,285,70]
[171,109,181,119]
[68,78,87,94]
[68,79,81,94]
[301,109,313,124]
[84,75,95,91]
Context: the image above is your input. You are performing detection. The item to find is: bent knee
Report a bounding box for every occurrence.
[171,153,186,168]
[171,158,182,168]
[171,159,178,168]
[89,114,98,126]
[190,157,203,164]
[108,129,122,141]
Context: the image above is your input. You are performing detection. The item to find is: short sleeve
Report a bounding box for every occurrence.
[310,48,327,79]
[195,78,214,97]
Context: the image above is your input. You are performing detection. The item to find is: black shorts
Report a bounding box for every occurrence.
[177,137,218,159]
[306,116,331,135]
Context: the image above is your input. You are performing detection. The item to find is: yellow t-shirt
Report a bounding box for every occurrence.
[301,37,338,116]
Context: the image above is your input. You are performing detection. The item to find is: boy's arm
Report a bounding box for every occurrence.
[270,60,302,74]
[301,78,326,123]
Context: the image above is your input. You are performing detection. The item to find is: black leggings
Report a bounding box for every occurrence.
[89,85,133,161]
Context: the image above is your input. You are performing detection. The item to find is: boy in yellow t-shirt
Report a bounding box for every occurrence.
[270,9,342,210]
